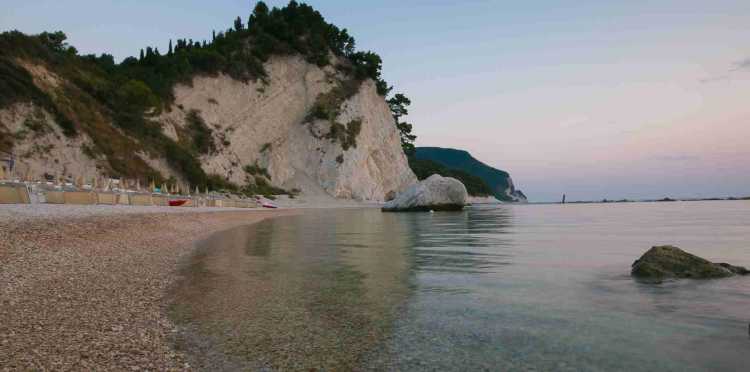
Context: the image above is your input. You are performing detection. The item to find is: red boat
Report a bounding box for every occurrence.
[169,199,188,207]
[255,196,278,209]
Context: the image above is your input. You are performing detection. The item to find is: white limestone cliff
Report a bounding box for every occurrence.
[157,55,416,201]
[3,56,417,201]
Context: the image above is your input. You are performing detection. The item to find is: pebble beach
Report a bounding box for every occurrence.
[0,204,294,370]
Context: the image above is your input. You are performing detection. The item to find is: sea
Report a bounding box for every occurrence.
[171,200,750,371]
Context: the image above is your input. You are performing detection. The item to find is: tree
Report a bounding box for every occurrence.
[249,1,270,26]
[117,80,160,112]
[39,31,69,52]
[139,48,144,61]
[387,93,417,155]
[168,39,173,55]
[234,16,244,32]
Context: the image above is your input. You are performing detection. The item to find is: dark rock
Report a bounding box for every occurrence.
[717,263,750,275]
[631,245,749,280]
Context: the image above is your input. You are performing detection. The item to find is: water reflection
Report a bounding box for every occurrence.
[169,209,415,371]
[406,207,516,274]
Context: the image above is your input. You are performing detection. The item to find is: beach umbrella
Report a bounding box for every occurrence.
[195,185,200,196]
[161,183,168,194]
[75,175,84,188]
[136,179,141,191]
[149,180,156,192]
[92,176,98,190]
[0,165,5,180]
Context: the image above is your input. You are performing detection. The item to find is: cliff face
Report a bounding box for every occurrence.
[413,147,526,202]
[1,55,416,201]
[0,102,98,180]
[158,55,415,200]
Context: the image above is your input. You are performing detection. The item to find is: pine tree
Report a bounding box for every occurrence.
[249,1,270,26]
[387,93,417,155]
[168,39,173,55]
[234,16,244,32]
[139,48,144,61]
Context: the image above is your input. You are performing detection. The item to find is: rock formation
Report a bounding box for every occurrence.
[0,57,416,202]
[412,147,526,202]
[382,174,467,212]
[158,56,416,201]
[631,245,749,280]
[0,6,420,202]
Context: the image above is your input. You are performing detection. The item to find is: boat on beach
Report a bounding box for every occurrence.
[255,196,278,209]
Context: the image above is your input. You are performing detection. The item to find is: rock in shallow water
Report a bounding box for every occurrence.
[631,245,749,280]
[382,174,468,212]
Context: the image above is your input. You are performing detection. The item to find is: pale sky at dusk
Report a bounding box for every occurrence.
[3,0,749,201]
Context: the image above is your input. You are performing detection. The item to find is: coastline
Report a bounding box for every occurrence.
[0,204,296,370]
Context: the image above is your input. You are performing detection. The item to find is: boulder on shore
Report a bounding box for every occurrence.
[382,174,468,212]
[631,245,749,280]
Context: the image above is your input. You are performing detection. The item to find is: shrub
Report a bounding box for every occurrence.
[243,163,271,179]
[185,109,216,155]
[325,119,361,151]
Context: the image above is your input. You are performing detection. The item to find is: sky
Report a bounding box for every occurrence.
[2,0,749,201]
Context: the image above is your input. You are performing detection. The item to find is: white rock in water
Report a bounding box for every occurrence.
[382,174,468,212]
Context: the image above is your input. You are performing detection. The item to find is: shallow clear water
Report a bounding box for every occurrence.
[177,201,750,370]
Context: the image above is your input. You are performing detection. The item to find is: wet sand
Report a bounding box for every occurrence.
[0,205,295,370]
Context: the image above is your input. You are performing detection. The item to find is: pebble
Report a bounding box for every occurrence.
[0,204,290,370]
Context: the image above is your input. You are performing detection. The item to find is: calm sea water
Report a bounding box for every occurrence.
[175,201,750,371]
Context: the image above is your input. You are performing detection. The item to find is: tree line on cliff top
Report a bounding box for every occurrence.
[0,1,418,187]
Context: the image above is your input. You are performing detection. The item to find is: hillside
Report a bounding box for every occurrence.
[0,1,416,200]
[407,157,493,197]
[413,147,526,202]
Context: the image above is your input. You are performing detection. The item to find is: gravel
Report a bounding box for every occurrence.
[0,204,236,220]
[0,204,294,371]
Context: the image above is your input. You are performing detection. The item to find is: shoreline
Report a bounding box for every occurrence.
[0,204,297,370]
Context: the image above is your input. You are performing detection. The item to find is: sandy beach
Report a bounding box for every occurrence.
[0,204,295,370]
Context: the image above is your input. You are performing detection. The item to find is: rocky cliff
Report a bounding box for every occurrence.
[0,56,416,201]
[158,56,416,200]
[0,3,417,202]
